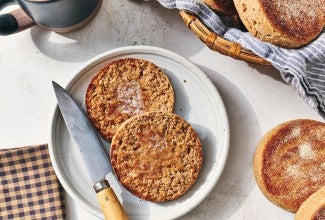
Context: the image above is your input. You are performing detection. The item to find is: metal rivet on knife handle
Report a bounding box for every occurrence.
[96,183,129,220]
[94,179,110,193]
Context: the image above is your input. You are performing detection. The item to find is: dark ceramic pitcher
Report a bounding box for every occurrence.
[0,0,102,35]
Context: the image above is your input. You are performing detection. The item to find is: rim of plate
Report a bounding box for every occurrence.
[48,45,230,219]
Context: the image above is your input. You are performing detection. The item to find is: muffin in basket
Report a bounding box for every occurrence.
[234,0,325,48]
[203,0,237,15]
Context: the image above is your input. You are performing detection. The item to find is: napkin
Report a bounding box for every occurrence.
[0,144,65,219]
[156,0,325,119]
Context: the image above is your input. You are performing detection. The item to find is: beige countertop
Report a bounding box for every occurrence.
[0,0,322,219]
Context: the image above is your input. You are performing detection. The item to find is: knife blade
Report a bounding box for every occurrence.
[52,81,128,220]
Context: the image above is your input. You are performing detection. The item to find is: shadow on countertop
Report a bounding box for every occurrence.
[179,65,262,220]
[249,63,285,84]
[30,0,203,63]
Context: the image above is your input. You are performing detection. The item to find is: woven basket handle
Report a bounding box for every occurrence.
[180,10,270,65]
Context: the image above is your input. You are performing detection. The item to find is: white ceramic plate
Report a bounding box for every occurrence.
[49,46,229,220]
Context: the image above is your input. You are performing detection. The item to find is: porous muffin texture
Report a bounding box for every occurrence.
[85,58,174,141]
[203,0,237,15]
[295,187,325,220]
[234,0,325,48]
[254,119,325,212]
[110,111,203,202]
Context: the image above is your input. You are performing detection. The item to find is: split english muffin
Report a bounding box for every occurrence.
[295,186,325,220]
[85,58,175,142]
[253,119,325,212]
[110,111,203,202]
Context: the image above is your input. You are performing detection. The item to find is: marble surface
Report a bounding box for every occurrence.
[0,1,322,219]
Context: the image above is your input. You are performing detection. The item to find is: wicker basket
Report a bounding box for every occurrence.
[179,10,271,65]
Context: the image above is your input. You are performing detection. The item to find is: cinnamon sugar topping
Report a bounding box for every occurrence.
[298,142,316,160]
[275,1,320,20]
[283,126,301,142]
[261,0,325,40]
[286,164,300,177]
[291,127,301,137]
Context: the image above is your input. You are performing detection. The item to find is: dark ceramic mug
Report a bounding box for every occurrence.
[0,0,102,35]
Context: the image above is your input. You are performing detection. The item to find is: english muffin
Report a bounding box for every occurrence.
[254,119,325,212]
[85,58,174,141]
[110,111,202,202]
[234,0,325,48]
[295,186,325,220]
[203,0,237,16]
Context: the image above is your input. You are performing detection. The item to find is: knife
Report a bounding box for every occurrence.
[52,81,128,220]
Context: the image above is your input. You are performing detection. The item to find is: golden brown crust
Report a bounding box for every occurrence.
[234,0,325,48]
[203,0,237,15]
[85,58,174,141]
[295,187,325,220]
[110,111,203,202]
[254,119,325,212]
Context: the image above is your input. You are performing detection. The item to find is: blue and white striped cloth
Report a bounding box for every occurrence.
[156,0,325,119]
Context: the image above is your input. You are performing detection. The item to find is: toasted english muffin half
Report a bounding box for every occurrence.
[254,119,325,212]
[295,186,325,220]
[111,111,202,202]
[85,58,174,141]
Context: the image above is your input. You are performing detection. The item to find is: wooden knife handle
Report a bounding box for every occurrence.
[95,180,129,220]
